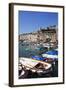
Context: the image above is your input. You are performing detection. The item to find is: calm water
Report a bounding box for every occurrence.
[19,42,58,78]
[19,42,48,58]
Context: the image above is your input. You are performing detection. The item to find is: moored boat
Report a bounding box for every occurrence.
[19,57,52,78]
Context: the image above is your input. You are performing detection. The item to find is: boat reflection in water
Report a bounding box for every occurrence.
[19,41,58,79]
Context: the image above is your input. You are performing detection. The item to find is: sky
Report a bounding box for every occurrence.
[19,11,58,34]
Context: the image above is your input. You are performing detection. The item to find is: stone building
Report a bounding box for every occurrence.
[19,27,57,43]
[19,32,38,42]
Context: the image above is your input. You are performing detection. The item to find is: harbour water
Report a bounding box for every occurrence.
[19,41,48,58]
[19,41,58,78]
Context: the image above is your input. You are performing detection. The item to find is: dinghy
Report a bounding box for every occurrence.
[19,57,52,78]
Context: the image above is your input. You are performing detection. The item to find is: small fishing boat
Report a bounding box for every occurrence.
[42,49,58,59]
[31,55,46,61]
[42,49,58,64]
[19,57,52,78]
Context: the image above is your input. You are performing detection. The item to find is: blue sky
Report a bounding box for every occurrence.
[19,11,58,34]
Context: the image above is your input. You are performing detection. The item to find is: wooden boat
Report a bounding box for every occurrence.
[19,57,52,78]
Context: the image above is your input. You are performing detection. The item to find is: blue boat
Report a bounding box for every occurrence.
[46,50,58,55]
[42,49,58,59]
[32,55,46,61]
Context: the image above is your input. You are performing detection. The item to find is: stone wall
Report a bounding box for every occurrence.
[19,28,57,43]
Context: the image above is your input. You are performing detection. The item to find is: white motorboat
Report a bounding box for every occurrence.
[19,57,52,78]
